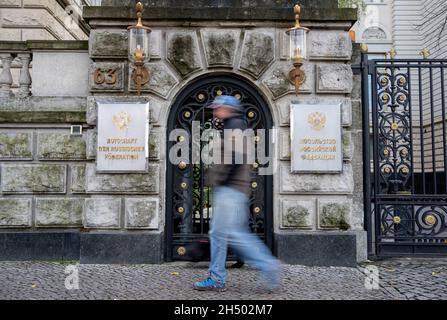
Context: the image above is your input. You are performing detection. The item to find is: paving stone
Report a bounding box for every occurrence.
[0,258,446,300]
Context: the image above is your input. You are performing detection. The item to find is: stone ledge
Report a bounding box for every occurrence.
[0,41,27,52]
[102,0,339,8]
[26,41,89,51]
[0,41,88,52]
[80,232,163,264]
[0,97,87,123]
[275,231,364,266]
[83,7,357,26]
[0,231,163,263]
[0,232,80,261]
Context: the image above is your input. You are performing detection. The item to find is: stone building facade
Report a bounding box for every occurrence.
[0,0,92,41]
[0,0,94,94]
[0,0,364,266]
[351,0,447,59]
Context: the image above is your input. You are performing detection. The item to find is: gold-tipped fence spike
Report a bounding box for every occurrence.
[420,48,430,59]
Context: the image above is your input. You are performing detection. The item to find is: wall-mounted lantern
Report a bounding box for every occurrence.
[128,1,151,96]
[286,4,309,95]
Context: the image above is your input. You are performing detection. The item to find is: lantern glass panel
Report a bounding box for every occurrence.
[129,27,150,62]
[289,28,307,60]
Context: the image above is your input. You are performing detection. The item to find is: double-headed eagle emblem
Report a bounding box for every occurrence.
[112,111,131,130]
[307,112,326,131]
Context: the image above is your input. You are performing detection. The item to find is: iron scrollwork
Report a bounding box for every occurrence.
[376,67,412,194]
[170,81,268,254]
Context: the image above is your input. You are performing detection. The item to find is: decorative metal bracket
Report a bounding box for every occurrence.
[288,56,306,95]
[131,59,150,96]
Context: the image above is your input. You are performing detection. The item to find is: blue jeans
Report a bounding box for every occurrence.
[208,186,279,286]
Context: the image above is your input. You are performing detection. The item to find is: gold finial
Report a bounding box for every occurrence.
[136,1,144,27]
[420,48,430,59]
[294,4,301,28]
[360,43,368,53]
[389,47,396,59]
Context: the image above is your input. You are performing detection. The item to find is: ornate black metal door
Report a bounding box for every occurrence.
[166,74,273,261]
[362,53,447,257]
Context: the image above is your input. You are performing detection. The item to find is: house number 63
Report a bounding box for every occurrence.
[94,68,117,85]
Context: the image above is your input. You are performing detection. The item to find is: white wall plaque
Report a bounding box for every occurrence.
[290,103,342,173]
[97,102,150,172]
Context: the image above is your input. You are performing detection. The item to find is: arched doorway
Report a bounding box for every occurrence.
[165,74,274,261]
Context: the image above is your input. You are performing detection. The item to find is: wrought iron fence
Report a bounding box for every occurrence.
[362,54,447,257]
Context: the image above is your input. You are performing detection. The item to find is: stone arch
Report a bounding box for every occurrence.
[362,26,389,40]
[161,70,279,128]
[164,72,275,261]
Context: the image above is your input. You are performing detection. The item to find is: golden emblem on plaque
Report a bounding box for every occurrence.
[112,111,131,130]
[308,112,326,131]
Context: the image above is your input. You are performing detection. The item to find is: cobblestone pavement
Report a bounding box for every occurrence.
[362,258,447,300]
[0,258,446,300]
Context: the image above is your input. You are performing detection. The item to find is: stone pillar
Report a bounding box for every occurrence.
[0,53,14,98]
[18,53,32,98]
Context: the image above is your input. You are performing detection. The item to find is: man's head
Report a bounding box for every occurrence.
[208,95,242,120]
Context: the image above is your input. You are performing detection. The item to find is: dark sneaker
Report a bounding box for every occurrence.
[229,260,245,269]
[193,275,226,292]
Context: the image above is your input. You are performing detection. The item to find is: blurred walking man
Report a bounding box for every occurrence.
[193,95,280,292]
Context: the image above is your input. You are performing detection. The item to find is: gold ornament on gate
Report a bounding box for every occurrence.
[308,112,326,131]
[424,214,437,226]
[178,161,187,170]
[393,216,401,224]
[177,246,186,256]
[112,111,132,130]
[391,122,399,130]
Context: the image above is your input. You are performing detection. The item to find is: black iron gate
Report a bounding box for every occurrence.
[362,53,447,257]
[166,74,273,261]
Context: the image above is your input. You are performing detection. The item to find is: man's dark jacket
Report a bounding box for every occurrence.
[209,111,251,196]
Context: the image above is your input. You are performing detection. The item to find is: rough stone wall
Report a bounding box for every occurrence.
[85,20,359,237]
[0,94,161,231]
[0,4,364,261]
[0,97,88,229]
